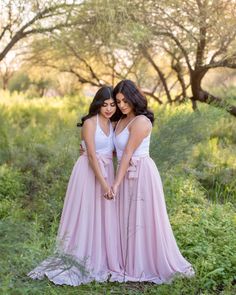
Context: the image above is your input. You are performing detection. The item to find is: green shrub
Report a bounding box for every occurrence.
[0,165,27,219]
[0,125,11,164]
[0,165,26,200]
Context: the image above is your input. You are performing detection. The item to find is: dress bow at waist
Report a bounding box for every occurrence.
[83,152,112,179]
[118,154,149,179]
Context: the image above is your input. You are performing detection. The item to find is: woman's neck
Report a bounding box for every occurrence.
[98,113,109,125]
[124,112,135,120]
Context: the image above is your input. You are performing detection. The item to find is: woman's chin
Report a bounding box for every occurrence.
[100,113,114,119]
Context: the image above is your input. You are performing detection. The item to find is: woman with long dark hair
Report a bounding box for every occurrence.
[112,80,194,283]
[28,86,122,285]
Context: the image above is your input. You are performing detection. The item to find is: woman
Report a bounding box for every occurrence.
[112,80,194,283]
[28,86,122,285]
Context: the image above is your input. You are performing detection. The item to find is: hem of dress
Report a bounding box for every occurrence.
[27,256,117,286]
[28,269,111,286]
[109,266,195,285]
[27,267,195,287]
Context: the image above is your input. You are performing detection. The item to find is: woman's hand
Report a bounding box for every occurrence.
[79,143,86,156]
[102,184,114,200]
[103,190,114,200]
[111,183,119,199]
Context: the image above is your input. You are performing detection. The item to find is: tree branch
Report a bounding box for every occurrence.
[195,0,207,68]
[209,32,236,63]
[205,60,236,69]
[0,3,79,62]
[64,43,101,85]
[192,89,236,117]
[156,5,199,43]
[139,45,172,103]
[142,90,163,104]
[152,30,193,71]
[0,25,10,41]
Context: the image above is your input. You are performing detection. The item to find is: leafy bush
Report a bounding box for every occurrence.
[0,165,26,200]
[0,165,26,219]
[164,174,236,293]
[8,72,31,92]
[151,103,236,205]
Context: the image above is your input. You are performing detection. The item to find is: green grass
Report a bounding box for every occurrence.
[0,92,236,294]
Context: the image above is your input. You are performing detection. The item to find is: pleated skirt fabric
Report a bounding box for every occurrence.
[28,154,122,286]
[113,155,194,283]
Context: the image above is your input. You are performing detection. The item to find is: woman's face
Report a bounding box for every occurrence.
[100,98,116,119]
[116,93,133,115]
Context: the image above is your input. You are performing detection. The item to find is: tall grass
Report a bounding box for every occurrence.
[0,92,236,294]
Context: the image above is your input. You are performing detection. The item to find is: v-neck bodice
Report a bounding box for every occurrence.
[113,115,151,160]
[97,113,112,137]
[81,115,114,155]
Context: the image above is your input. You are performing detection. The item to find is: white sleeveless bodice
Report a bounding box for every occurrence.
[81,114,114,155]
[113,116,151,160]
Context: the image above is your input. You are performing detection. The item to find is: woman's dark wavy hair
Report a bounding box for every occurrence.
[113,79,154,124]
[77,86,121,127]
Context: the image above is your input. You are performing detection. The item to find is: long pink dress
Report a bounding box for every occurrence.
[113,115,195,283]
[28,115,122,285]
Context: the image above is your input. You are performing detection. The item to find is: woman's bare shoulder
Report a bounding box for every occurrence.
[82,116,97,133]
[130,115,152,133]
[83,116,96,126]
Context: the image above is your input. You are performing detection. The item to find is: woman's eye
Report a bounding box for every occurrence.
[102,104,107,107]
[111,103,116,107]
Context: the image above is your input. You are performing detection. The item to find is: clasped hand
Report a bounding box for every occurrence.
[79,144,119,201]
[103,184,118,200]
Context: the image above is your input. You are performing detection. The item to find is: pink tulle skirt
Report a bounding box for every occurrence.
[113,155,194,283]
[28,153,122,285]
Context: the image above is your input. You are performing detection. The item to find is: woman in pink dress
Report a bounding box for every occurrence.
[28,86,122,285]
[112,80,195,283]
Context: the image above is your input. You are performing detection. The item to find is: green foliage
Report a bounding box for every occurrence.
[8,71,53,98]
[0,165,25,199]
[209,86,236,105]
[0,114,11,163]
[0,92,235,294]
[0,165,27,219]
[164,175,236,293]
[151,103,236,206]
[8,72,31,92]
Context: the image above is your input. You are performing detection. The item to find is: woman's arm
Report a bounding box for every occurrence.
[82,119,112,198]
[112,116,151,195]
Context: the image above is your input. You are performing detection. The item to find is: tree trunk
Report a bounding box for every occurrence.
[2,75,10,90]
[190,69,236,117]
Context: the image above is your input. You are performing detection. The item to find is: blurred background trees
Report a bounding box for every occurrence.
[1,0,236,115]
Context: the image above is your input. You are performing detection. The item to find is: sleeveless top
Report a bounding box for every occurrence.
[81,114,114,155]
[113,115,152,160]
